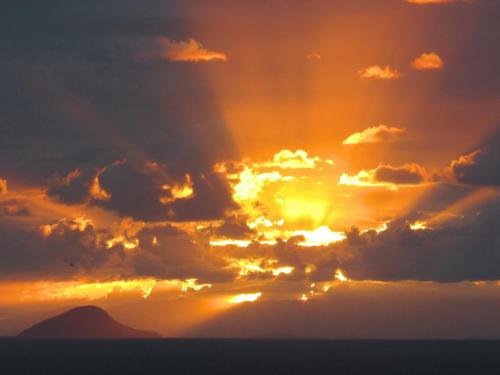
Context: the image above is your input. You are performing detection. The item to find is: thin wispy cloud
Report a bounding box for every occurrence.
[136,37,227,62]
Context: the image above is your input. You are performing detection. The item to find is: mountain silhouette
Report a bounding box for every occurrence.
[17,305,161,339]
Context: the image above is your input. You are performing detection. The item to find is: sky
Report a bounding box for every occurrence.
[1,0,500,338]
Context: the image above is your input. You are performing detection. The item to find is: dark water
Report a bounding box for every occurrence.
[2,338,500,374]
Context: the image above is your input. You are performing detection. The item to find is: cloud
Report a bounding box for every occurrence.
[261,149,324,169]
[47,169,95,205]
[46,154,237,223]
[343,125,406,145]
[306,54,322,62]
[358,65,401,80]
[0,199,30,217]
[0,214,236,283]
[210,189,500,284]
[0,179,7,196]
[166,173,237,222]
[94,160,172,222]
[404,0,466,4]
[0,217,112,280]
[213,216,256,240]
[339,163,434,189]
[412,52,444,70]
[338,196,500,282]
[0,180,31,217]
[133,37,227,63]
[450,132,500,186]
[130,225,235,283]
[2,35,227,64]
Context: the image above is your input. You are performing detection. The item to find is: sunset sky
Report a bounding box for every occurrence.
[1,0,500,338]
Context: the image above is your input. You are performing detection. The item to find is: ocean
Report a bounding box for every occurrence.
[1,338,500,374]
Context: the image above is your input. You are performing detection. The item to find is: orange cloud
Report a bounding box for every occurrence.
[306,53,322,62]
[263,149,324,169]
[358,65,400,80]
[412,52,444,70]
[0,179,7,195]
[405,0,465,4]
[89,173,111,202]
[160,174,194,204]
[343,125,406,145]
[160,38,227,62]
[451,150,479,169]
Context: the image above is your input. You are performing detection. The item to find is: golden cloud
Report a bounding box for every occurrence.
[105,217,144,250]
[451,150,479,169]
[160,174,194,204]
[358,65,401,80]
[89,170,111,202]
[263,149,325,169]
[343,125,406,145]
[160,37,227,62]
[412,52,444,70]
[0,179,7,195]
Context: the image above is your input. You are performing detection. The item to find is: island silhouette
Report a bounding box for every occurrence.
[17,305,160,339]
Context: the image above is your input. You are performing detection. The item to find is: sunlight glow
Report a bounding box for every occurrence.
[335,269,349,282]
[106,236,139,249]
[294,226,346,246]
[228,292,262,304]
[228,258,294,277]
[410,221,428,230]
[22,279,158,301]
[160,175,194,203]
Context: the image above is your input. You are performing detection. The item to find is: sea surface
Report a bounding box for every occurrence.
[1,338,500,374]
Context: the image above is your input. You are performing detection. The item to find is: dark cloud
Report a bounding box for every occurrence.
[0,218,114,280]
[451,131,500,186]
[1,36,226,65]
[130,225,235,283]
[340,162,436,187]
[47,159,239,222]
[166,173,237,222]
[374,163,430,184]
[0,199,31,217]
[47,169,95,205]
[0,214,236,283]
[0,180,30,216]
[335,195,500,282]
[0,0,235,225]
[216,191,500,284]
[95,159,170,222]
[213,216,255,239]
